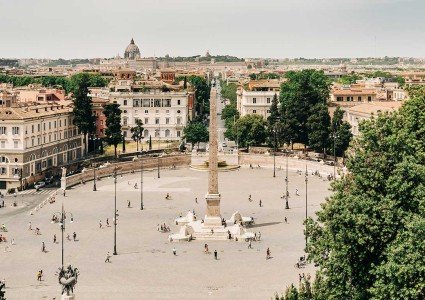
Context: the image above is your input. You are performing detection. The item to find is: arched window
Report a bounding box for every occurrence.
[143,129,149,138]
[41,150,47,157]
[165,129,170,137]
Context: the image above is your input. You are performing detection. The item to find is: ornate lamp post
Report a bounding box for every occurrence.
[112,167,120,255]
[273,125,277,178]
[157,123,161,179]
[285,144,290,209]
[52,202,74,270]
[140,156,144,210]
[304,164,308,252]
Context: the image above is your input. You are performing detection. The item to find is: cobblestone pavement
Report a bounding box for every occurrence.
[0,167,332,300]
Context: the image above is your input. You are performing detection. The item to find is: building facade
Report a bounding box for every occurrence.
[109,90,191,142]
[0,104,83,191]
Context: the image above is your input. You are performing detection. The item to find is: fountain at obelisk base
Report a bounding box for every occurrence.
[170,81,254,241]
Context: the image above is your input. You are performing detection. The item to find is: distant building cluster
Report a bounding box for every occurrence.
[0,38,423,192]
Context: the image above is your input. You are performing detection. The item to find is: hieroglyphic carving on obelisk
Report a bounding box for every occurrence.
[205,82,221,219]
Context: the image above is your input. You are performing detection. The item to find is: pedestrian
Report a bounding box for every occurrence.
[284,217,288,223]
[10,238,15,245]
[67,234,71,241]
[28,222,32,231]
[259,199,262,207]
[266,247,271,260]
[254,232,257,240]
[204,243,209,254]
[127,200,131,208]
[53,234,57,244]
[37,270,43,281]
[172,247,177,256]
[296,188,299,196]
[258,232,261,241]
[248,194,252,201]
[214,250,218,260]
[41,242,46,253]
[195,197,198,204]
[73,232,76,241]
[105,252,111,263]
[63,190,66,197]
[157,224,160,231]
[248,240,252,249]
[99,220,102,229]
[106,218,109,227]
[299,273,302,282]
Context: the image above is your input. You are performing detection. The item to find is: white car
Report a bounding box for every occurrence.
[34,181,46,189]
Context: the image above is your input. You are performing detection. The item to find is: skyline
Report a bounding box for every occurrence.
[1,0,424,59]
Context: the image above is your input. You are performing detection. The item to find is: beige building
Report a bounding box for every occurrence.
[346,102,403,136]
[236,80,281,118]
[0,104,83,191]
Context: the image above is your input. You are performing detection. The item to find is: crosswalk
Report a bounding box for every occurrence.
[17,189,54,196]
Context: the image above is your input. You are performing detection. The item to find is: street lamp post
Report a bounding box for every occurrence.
[157,123,161,179]
[113,169,118,255]
[92,136,97,191]
[305,164,308,252]
[52,202,74,270]
[140,156,144,210]
[333,132,337,180]
[273,125,277,178]
[285,144,289,209]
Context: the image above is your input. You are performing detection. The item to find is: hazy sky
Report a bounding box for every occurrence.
[1,0,424,59]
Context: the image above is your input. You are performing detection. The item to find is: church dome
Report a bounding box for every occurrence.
[124,38,140,60]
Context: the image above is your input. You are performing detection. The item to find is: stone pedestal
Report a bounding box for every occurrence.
[61,294,75,300]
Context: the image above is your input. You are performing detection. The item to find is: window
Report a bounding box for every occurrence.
[177,100,181,105]
[253,98,257,103]
[32,138,35,146]
[43,123,46,130]
[154,99,161,107]
[49,134,51,142]
[177,130,181,137]
[0,127,6,134]
[64,119,67,126]
[165,129,170,137]
[368,96,372,102]
[166,110,169,113]
[124,100,128,105]
[143,129,149,137]
[14,141,18,148]
[166,118,170,124]
[165,99,171,107]
[143,99,150,107]
[123,118,128,126]
[49,122,51,130]
[267,110,271,113]
[0,168,5,175]
[253,110,257,114]
[12,127,19,135]
[59,120,61,127]
[144,118,149,124]
[0,156,8,163]
[155,110,159,114]
[32,125,34,133]
[0,141,5,148]
[267,98,271,103]
[144,110,148,114]
[176,117,181,125]
[155,118,159,125]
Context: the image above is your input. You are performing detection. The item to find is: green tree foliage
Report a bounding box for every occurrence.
[249,72,281,80]
[280,70,331,145]
[304,95,425,299]
[0,73,107,93]
[71,73,96,154]
[338,73,362,85]
[306,103,331,154]
[233,115,267,147]
[181,75,211,118]
[130,119,144,152]
[104,103,122,157]
[220,81,239,140]
[183,122,209,147]
[330,107,352,156]
[220,82,237,104]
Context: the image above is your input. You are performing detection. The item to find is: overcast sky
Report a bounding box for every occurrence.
[0,0,424,59]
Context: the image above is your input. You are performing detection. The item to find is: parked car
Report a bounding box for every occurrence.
[44,176,54,184]
[34,181,46,189]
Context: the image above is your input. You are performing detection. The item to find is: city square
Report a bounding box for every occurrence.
[1,164,332,299]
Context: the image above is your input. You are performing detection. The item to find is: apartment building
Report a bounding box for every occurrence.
[0,104,83,191]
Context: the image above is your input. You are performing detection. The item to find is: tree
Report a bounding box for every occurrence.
[330,107,352,157]
[233,114,267,147]
[71,73,96,155]
[304,95,425,299]
[183,122,209,147]
[130,119,144,152]
[280,70,331,146]
[306,103,331,154]
[103,103,122,157]
[183,76,187,89]
[267,93,280,146]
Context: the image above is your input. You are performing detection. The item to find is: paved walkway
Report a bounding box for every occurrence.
[0,167,332,299]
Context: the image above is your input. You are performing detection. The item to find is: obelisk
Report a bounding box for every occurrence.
[204,85,222,227]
